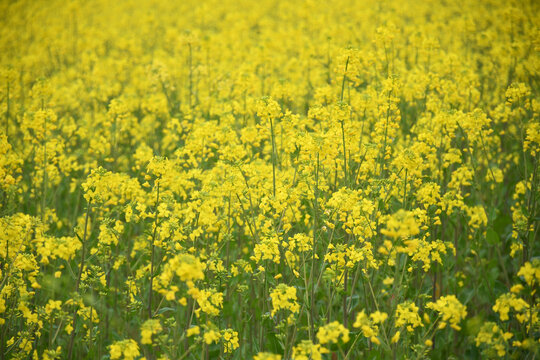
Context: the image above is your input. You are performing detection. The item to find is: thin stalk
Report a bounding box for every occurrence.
[340,56,350,185]
[5,80,9,137]
[270,118,277,198]
[340,56,349,102]
[343,265,348,327]
[41,109,48,223]
[148,182,160,319]
[188,42,193,109]
[67,202,92,360]
[341,120,347,186]
[309,153,320,341]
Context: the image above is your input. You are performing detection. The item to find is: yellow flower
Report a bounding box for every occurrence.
[510,284,523,294]
[256,96,282,120]
[492,293,528,322]
[292,340,327,360]
[187,326,200,337]
[204,330,220,345]
[475,322,512,358]
[395,302,423,331]
[426,295,467,331]
[316,321,349,345]
[371,311,389,324]
[353,310,386,345]
[391,331,400,344]
[254,352,282,360]
[517,260,540,286]
[109,340,140,360]
[270,284,299,317]
[221,329,239,353]
[140,319,162,345]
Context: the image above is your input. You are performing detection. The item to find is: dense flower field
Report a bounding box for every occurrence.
[0,0,539,358]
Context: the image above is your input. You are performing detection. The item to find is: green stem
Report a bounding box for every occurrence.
[270,118,277,198]
[67,202,92,360]
[148,181,160,320]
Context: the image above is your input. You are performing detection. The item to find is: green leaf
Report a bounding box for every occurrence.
[157,307,176,315]
[493,214,512,235]
[486,228,499,245]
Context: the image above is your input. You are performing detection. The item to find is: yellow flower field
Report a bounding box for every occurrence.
[0,0,539,358]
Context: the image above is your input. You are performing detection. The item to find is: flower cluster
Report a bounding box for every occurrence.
[0,0,538,358]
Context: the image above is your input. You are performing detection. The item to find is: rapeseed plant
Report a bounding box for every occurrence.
[0,0,538,358]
